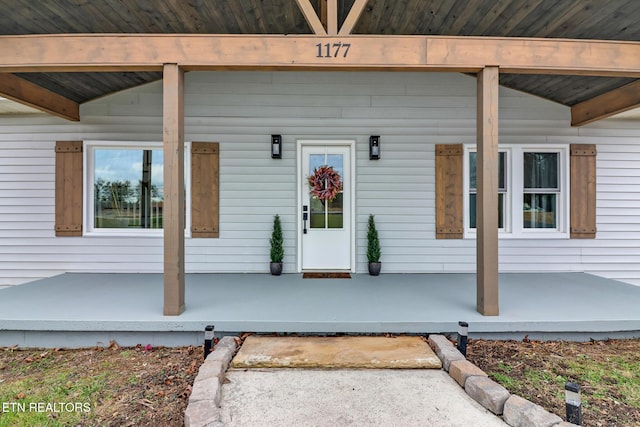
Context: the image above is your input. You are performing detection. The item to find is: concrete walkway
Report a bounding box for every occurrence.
[185,335,568,427]
[220,336,505,426]
[219,369,507,426]
[185,336,511,426]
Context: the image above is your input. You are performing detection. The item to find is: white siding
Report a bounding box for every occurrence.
[0,71,640,286]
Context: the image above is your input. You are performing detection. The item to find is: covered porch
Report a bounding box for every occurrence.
[1,272,639,348]
[6,2,640,319]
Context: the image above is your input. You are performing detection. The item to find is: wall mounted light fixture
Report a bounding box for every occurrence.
[369,135,380,160]
[271,135,282,159]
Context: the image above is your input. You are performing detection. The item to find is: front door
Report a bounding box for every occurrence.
[300,143,352,270]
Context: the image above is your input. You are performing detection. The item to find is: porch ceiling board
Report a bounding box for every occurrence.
[350,0,640,39]
[499,74,638,107]
[0,0,313,35]
[15,71,163,104]
[1,0,640,122]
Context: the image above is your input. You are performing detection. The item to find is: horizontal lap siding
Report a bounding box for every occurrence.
[579,137,640,285]
[0,71,640,286]
[0,141,57,284]
[0,131,166,285]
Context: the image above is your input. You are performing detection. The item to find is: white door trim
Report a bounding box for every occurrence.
[297,140,356,272]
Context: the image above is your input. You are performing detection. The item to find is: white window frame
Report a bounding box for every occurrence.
[464,146,511,235]
[463,144,569,239]
[83,141,191,237]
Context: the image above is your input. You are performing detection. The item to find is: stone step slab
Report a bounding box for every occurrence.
[231,335,442,369]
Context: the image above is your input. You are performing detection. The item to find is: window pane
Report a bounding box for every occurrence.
[469,150,506,230]
[469,152,476,189]
[326,154,344,179]
[523,194,556,228]
[498,152,506,190]
[470,193,476,228]
[310,198,325,228]
[498,193,504,229]
[309,154,325,173]
[94,149,164,229]
[469,152,506,190]
[524,153,558,189]
[327,193,343,228]
[469,193,504,229]
[326,154,344,229]
[309,153,326,229]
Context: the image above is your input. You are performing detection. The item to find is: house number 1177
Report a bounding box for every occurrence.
[316,42,351,58]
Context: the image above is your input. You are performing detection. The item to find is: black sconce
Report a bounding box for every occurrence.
[271,134,282,159]
[369,135,380,160]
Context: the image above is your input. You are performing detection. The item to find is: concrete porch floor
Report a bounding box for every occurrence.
[1,272,639,347]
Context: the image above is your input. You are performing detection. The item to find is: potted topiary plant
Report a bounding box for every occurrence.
[270,214,284,275]
[367,214,381,276]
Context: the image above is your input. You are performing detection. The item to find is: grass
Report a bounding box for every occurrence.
[467,338,640,426]
[564,355,640,407]
[0,369,103,426]
[0,345,201,427]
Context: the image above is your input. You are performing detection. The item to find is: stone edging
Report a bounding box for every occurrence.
[428,334,577,427]
[185,335,578,427]
[184,336,238,427]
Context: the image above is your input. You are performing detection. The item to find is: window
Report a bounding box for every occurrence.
[464,145,568,238]
[85,142,190,235]
[468,151,507,230]
[523,152,558,229]
[309,153,344,229]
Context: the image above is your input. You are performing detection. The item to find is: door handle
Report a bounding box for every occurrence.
[303,205,308,234]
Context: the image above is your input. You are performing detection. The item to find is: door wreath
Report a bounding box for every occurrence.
[308,165,342,201]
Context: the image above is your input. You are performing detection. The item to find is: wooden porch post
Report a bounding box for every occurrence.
[476,66,500,316]
[163,63,185,316]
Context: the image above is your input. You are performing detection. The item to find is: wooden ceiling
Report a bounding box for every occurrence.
[2,0,640,119]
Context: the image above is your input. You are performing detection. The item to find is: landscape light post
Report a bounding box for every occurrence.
[204,325,215,360]
[565,382,582,425]
[457,321,468,356]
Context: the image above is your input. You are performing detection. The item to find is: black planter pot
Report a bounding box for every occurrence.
[368,262,382,276]
[270,262,283,276]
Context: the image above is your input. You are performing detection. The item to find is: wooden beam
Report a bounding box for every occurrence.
[476,66,500,316]
[2,35,640,76]
[339,0,368,36]
[320,0,328,30]
[163,63,185,316]
[0,73,79,121]
[327,0,338,36]
[571,80,640,126]
[295,0,327,36]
